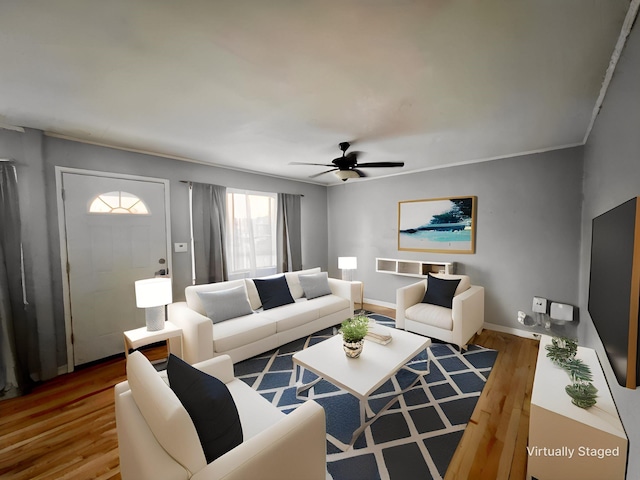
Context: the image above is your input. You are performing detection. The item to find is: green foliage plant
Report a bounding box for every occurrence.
[545,336,597,409]
[340,315,369,343]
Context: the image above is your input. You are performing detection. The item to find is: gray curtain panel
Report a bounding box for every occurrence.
[276,193,302,273]
[191,182,228,284]
[0,163,39,398]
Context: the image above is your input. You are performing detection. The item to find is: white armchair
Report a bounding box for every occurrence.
[396,274,484,350]
[115,352,329,480]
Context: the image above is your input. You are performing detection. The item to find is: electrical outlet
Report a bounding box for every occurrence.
[532,296,547,313]
[174,242,188,253]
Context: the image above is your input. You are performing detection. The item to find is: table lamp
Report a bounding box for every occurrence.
[338,256,357,281]
[135,277,173,331]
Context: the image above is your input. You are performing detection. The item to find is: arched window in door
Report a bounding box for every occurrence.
[88,191,149,214]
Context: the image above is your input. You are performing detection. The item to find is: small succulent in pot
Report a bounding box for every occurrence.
[340,315,369,358]
[340,315,369,342]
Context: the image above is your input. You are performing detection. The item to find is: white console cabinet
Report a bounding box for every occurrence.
[375,258,454,277]
[528,335,628,480]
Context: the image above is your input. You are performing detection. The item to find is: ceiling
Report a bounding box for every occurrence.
[0,1,634,184]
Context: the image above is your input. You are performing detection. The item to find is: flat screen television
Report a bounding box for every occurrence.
[588,197,640,389]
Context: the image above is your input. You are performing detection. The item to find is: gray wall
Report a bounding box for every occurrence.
[0,132,329,373]
[579,20,640,478]
[327,147,583,329]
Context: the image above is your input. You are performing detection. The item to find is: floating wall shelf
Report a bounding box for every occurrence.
[375,258,455,277]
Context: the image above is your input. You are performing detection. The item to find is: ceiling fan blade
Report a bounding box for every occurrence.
[290,162,335,167]
[308,168,338,178]
[356,162,405,168]
[352,169,367,178]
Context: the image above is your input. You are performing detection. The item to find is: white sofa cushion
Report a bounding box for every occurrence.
[126,351,206,473]
[261,301,320,332]
[226,379,286,439]
[212,312,278,353]
[305,294,351,318]
[185,279,246,316]
[405,302,454,331]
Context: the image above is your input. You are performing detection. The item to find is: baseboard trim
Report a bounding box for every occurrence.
[363,302,542,341]
[363,297,396,310]
[483,322,542,340]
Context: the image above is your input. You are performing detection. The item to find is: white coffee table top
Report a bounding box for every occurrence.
[293,327,431,399]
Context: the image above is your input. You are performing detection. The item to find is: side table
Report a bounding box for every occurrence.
[124,321,183,360]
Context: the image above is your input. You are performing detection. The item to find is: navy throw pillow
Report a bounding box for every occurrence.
[253,275,295,310]
[421,273,461,309]
[167,354,243,463]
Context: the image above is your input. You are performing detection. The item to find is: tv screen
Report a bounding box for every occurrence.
[588,197,640,388]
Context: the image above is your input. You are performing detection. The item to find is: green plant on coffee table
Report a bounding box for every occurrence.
[340,315,369,343]
[545,336,597,408]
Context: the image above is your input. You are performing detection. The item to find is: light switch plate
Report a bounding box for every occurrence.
[532,296,547,313]
[174,242,188,253]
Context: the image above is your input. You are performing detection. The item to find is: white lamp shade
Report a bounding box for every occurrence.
[135,278,173,308]
[335,170,360,181]
[338,257,357,270]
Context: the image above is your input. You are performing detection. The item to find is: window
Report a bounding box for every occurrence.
[89,191,149,214]
[226,189,277,279]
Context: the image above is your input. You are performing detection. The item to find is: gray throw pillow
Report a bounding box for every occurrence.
[298,271,332,300]
[197,286,253,323]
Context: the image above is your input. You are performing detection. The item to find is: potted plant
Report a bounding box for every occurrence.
[340,315,369,358]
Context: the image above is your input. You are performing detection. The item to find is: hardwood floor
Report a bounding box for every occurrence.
[0,304,539,480]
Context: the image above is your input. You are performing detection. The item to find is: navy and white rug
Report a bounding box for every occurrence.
[233,314,497,480]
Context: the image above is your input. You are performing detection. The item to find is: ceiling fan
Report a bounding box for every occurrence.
[291,142,404,181]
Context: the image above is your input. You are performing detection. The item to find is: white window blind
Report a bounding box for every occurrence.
[226,189,277,279]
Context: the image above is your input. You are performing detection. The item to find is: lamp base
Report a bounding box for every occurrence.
[145,306,166,331]
[341,269,354,282]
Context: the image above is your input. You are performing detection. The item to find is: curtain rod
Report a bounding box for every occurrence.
[180,180,304,196]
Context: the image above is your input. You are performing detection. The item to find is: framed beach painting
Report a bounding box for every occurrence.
[398,196,476,253]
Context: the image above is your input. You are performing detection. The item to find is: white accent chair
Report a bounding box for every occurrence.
[115,352,329,480]
[396,274,484,350]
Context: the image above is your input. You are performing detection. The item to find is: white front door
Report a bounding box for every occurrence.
[59,170,171,366]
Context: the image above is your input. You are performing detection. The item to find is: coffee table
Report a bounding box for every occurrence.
[292,326,431,450]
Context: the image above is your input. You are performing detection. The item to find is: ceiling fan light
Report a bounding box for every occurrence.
[335,170,359,181]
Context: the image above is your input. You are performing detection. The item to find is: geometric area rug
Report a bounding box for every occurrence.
[233,314,498,480]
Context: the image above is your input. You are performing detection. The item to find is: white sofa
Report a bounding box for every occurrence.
[115,352,329,480]
[170,268,357,364]
[396,274,485,350]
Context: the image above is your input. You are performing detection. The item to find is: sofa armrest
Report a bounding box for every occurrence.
[168,302,214,365]
[193,355,235,384]
[328,277,353,301]
[451,285,485,345]
[328,278,356,314]
[395,280,427,329]
[115,386,190,480]
[192,400,327,480]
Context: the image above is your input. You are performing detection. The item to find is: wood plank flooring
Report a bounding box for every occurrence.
[0,304,539,480]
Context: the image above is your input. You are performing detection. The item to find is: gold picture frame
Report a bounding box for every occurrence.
[398,196,477,253]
